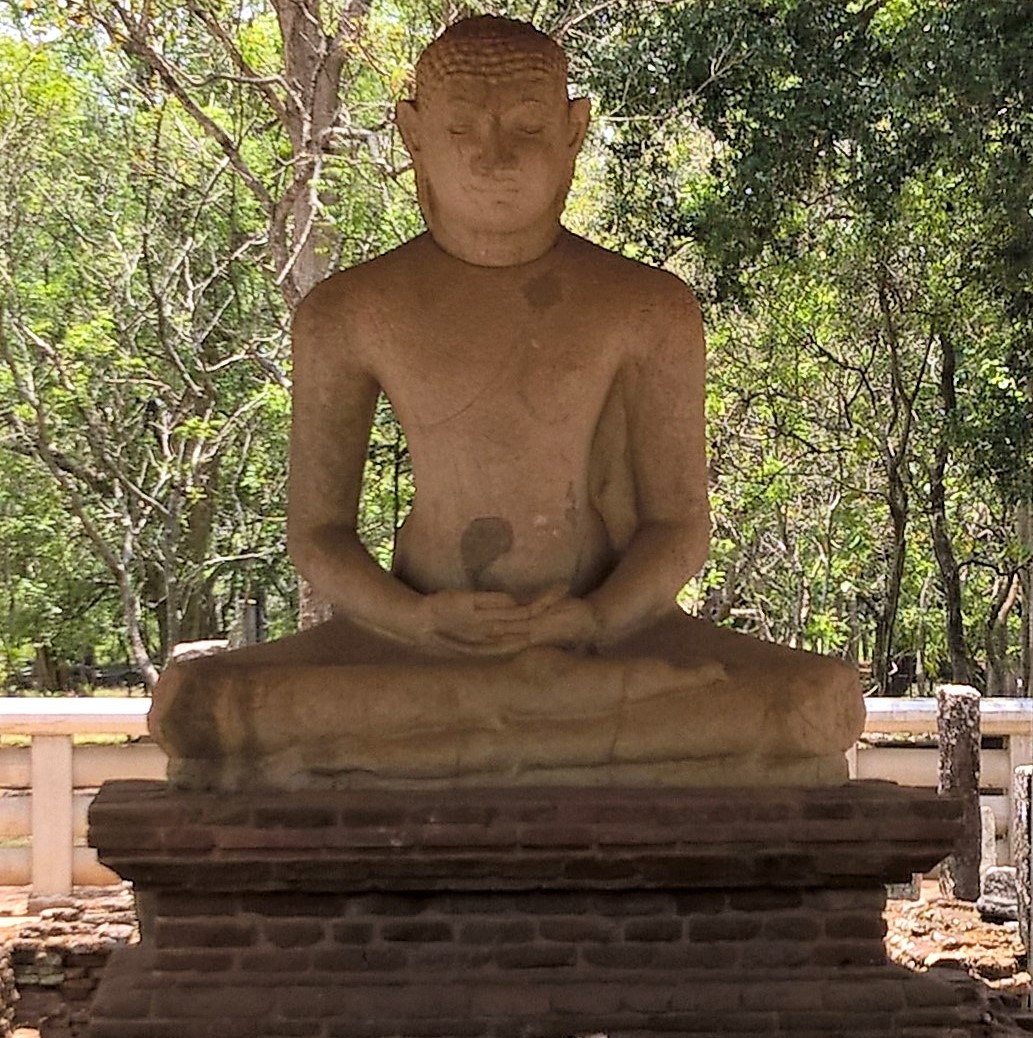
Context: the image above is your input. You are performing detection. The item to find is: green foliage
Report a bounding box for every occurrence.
[0,0,1029,695]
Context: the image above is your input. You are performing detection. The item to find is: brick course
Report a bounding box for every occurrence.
[86,780,1002,1037]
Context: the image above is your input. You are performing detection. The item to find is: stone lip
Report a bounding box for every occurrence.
[88,779,961,894]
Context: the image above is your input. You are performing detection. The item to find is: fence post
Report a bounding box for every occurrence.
[937,684,981,900]
[1013,764,1033,1007]
[845,743,858,779]
[30,734,74,896]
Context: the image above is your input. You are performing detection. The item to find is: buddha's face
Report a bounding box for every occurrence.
[397,67,590,244]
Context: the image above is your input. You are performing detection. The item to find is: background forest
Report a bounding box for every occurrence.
[0,0,1030,696]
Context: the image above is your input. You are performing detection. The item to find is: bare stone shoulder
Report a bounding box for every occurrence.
[564,233,699,320]
[292,239,428,366]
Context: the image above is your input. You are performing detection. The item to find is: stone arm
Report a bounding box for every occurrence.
[528,279,709,648]
[286,277,532,654]
[585,280,710,636]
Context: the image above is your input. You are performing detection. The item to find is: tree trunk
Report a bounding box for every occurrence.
[985,573,1019,696]
[874,467,907,694]
[929,333,978,687]
[1020,502,1033,698]
[270,0,369,629]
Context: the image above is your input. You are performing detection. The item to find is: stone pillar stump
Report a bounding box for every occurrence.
[87,779,983,1038]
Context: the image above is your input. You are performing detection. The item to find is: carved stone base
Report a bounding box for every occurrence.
[87,780,986,1037]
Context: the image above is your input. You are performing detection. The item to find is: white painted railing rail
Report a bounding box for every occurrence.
[0,698,152,895]
[1,695,1032,895]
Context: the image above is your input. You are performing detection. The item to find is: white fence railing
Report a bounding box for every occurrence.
[2,696,1032,895]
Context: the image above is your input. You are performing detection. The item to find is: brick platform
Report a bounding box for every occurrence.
[87,779,992,1037]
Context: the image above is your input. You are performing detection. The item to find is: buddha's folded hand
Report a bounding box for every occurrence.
[415,588,533,656]
[525,586,601,652]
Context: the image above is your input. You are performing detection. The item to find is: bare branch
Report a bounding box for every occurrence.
[183,0,291,126]
[99,2,274,213]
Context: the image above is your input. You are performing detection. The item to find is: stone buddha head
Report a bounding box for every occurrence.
[396,15,591,265]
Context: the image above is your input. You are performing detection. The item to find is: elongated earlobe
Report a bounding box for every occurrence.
[396,100,421,155]
[567,97,591,154]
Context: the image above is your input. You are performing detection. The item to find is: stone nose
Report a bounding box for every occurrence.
[473,121,517,173]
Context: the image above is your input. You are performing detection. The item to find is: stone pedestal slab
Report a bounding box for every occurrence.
[87,779,987,1037]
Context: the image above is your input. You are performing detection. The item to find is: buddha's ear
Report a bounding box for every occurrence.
[566,97,591,154]
[396,100,421,155]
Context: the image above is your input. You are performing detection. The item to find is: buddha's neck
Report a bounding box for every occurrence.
[426,219,561,267]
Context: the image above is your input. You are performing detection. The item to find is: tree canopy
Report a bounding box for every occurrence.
[0,0,1030,696]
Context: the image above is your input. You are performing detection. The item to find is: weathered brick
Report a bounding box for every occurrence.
[810,939,887,967]
[550,982,623,1014]
[824,911,886,939]
[331,921,375,944]
[256,1022,324,1037]
[726,888,801,913]
[263,919,325,948]
[579,944,656,969]
[278,986,362,1016]
[155,919,256,949]
[183,861,276,888]
[761,911,823,941]
[337,807,416,828]
[405,945,494,971]
[327,1019,484,1038]
[739,939,815,969]
[239,949,312,972]
[151,985,276,1017]
[277,861,373,886]
[619,984,674,1013]
[346,982,471,1018]
[469,983,551,1017]
[442,894,508,915]
[346,894,430,917]
[780,1009,895,1032]
[310,946,406,972]
[89,984,153,1018]
[802,799,856,821]
[623,917,683,942]
[811,888,884,912]
[516,892,594,915]
[822,978,907,1011]
[87,1022,209,1038]
[536,917,613,943]
[895,1005,986,1028]
[673,890,728,914]
[242,894,339,917]
[661,943,739,970]
[902,973,970,1007]
[380,920,452,942]
[494,944,577,969]
[670,981,740,1012]
[254,806,337,828]
[687,913,760,942]
[649,1010,778,1032]
[156,893,238,917]
[153,949,236,972]
[561,858,640,882]
[460,919,536,944]
[741,979,824,1011]
[220,827,327,850]
[590,893,674,917]
[161,826,216,851]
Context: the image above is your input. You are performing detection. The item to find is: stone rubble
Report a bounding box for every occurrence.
[980,867,1020,925]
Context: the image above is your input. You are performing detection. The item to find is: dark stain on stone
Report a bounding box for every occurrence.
[522,272,562,312]
[460,516,514,587]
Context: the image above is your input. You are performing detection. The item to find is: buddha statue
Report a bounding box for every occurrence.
[149,15,865,791]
